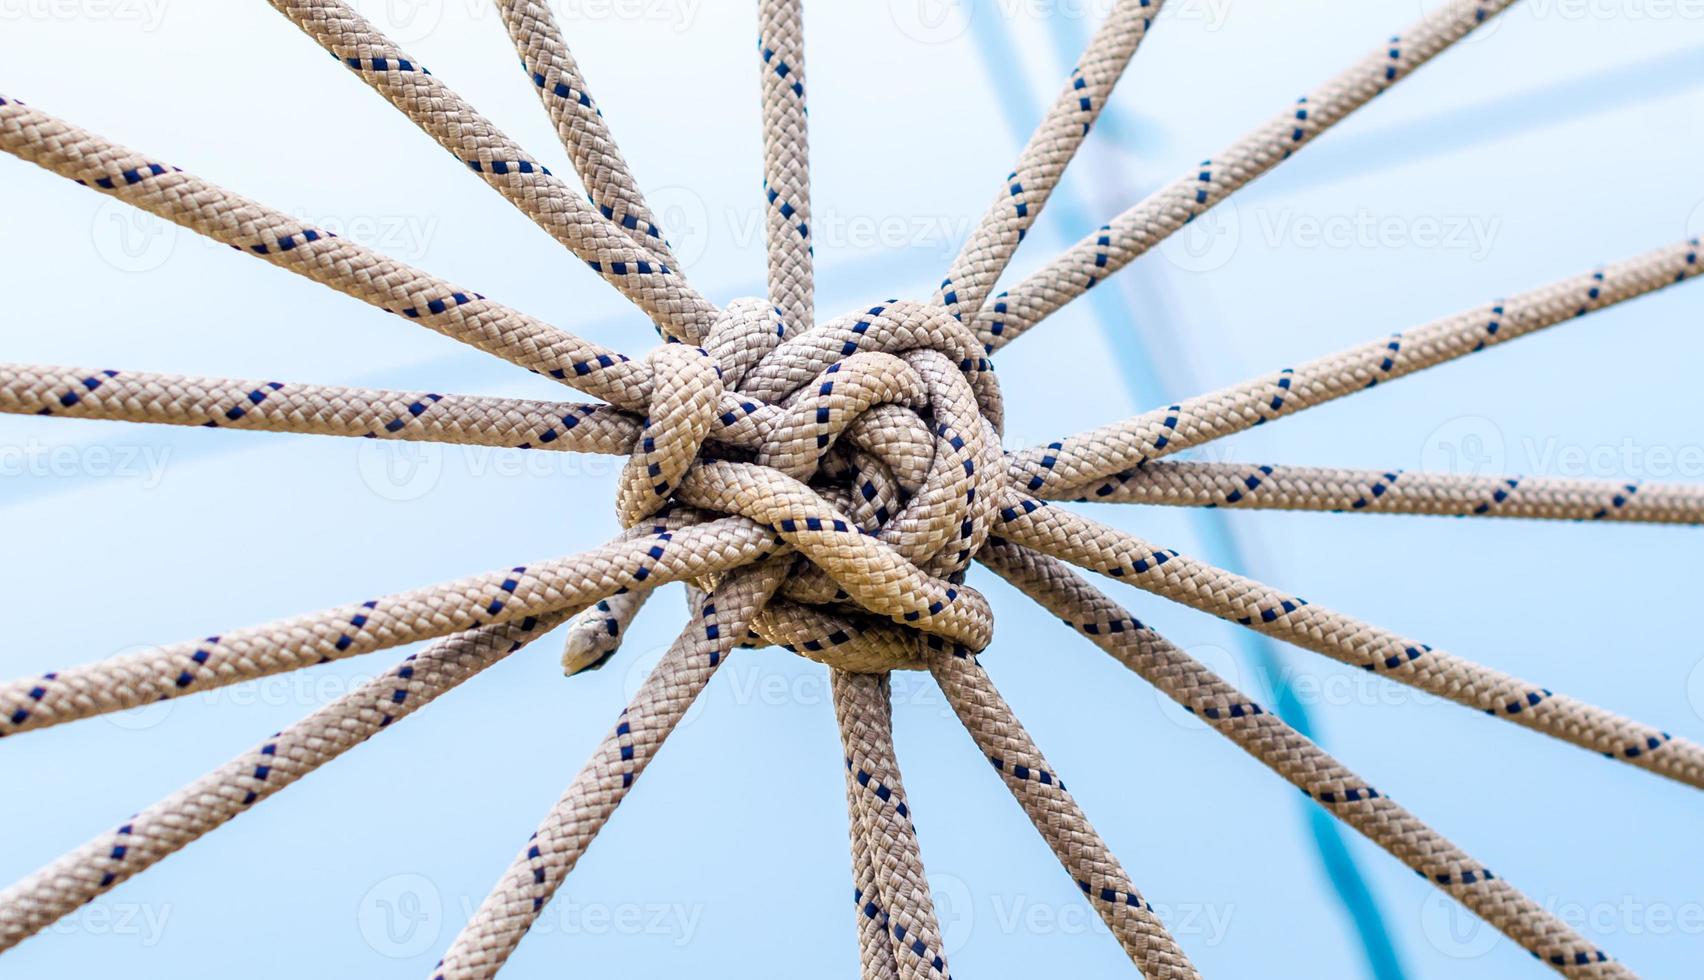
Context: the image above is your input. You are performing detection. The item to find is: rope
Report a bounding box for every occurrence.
[996,500,1704,789]
[980,538,1631,979]
[493,0,683,274]
[1,0,1700,975]
[1008,239,1702,496]
[1062,461,1704,525]
[0,362,637,453]
[926,640,1201,978]
[936,0,1161,323]
[976,0,1518,351]
[431,561,786,979]
[266,0,715,343]
[832,670,951,980]
[758,0,815,334]
[0,511,775,735]
[0,612,567,952]
[0,97,652,409]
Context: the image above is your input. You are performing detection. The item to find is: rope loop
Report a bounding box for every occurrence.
[625,297,1007,670]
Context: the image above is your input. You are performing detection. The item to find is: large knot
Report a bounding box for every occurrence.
[616,297,1007,670]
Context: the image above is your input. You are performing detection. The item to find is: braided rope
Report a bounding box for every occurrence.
[976,0,1518,351]
[1061,461,1704,525]
[997,500,1704,789]
[0,613,567,952]
[1009,240,1702,495]
[493,0,683,274]
[266,0,716,343]
[758,0,815,333]
[0,362,637,453]
[926,641,1201,978]
[980,538,1631,978]
[936,0,1160,322]
[0,512,776,735]
[431,562,785,979]
[1,0,1701,975]
[0,97,654,409]
[832,670,951,980]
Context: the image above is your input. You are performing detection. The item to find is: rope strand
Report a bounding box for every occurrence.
[1008,239,1702,495]
[997,498,1704,789]
[976,0,1519,351]
[0,614,566,953]
[980,537,1632,979]
[1059,461,1704,525]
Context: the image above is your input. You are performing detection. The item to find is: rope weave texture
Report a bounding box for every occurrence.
[0,0,1697,976]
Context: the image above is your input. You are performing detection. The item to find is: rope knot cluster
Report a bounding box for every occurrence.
[614,297,1007,670]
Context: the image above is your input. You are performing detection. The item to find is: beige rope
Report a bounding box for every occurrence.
[832,670,951,980]
[937,0,1162,323]
[493,0,683,273]
[1008,239,1702,496]
[431,561,786,979]
[0,613,567,952]
[0,512,775,735]
[758,0,815,333]
[0,362,637,453]
[996,499,1704,789]
[926,641,1201,979]
[266,0,716,343]
[1,0,1700,973]
[975,0,1519,351]
[0,98,654,410]
[979,537,1631,978]
[1060,461,1704,525]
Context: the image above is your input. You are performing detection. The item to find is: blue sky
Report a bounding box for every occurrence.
[2,1,1702,977]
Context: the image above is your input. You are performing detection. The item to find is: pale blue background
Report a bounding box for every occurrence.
[2,1,1702,977]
